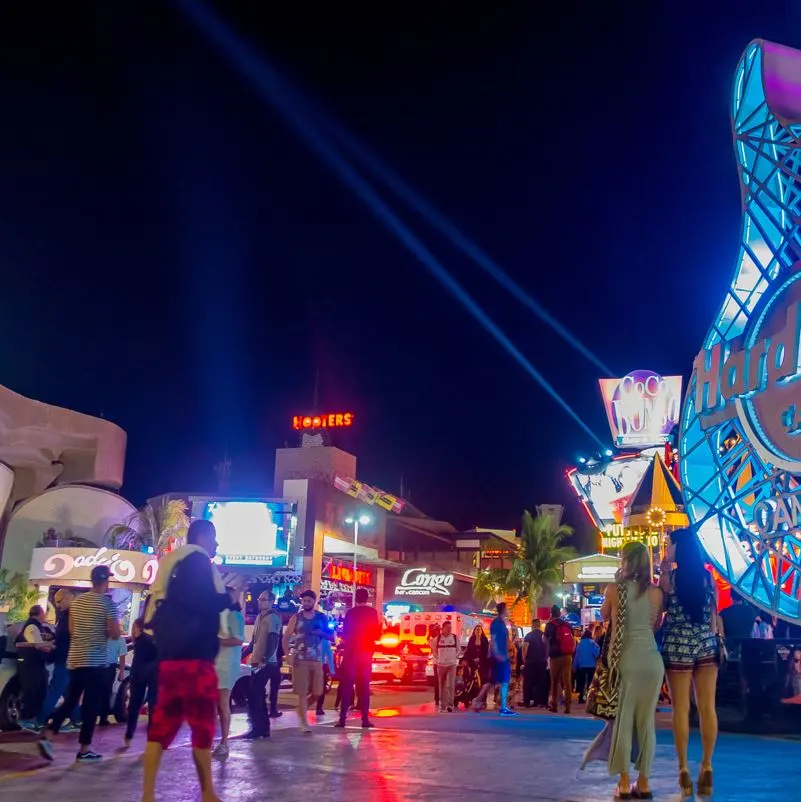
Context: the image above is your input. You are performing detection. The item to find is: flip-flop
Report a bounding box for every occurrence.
[613,789,632,800]
[630,788,654,800]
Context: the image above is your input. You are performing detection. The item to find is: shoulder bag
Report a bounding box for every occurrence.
[586,582,628,720]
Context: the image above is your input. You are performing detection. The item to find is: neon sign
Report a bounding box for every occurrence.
[600,523,660,552]
[29,547,159,586]
[394,568,454,597]
[322,559,373,587]
[293,413,354,430]
[599,371,683,448]
[694,272,801,470]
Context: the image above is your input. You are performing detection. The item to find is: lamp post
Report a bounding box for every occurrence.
[344,513,372,607]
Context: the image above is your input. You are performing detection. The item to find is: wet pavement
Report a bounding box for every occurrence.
[0,697,798,801]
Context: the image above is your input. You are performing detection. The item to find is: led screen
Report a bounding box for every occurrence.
[199,500,292,567]
[567,453,653,528]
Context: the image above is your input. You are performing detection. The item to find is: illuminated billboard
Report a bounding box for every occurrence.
[567,453,653,528]
[196,499,294,567]
[599,371,682,448]
[292,413,354,430]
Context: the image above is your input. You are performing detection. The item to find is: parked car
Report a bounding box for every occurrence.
[0,615,22,730]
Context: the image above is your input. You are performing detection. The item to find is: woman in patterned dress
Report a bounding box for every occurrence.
[659,528,720,797]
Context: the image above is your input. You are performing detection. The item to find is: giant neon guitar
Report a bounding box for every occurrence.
[681,40,801,623]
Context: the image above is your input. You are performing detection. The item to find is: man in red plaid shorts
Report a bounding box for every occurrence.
[142,520,232,802]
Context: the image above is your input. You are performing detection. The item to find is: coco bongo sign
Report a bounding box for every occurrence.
[394,567,454,597]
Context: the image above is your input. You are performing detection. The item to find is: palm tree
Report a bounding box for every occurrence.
[506,510,577,617]
[105,499,189,554]
[472,568,509,608]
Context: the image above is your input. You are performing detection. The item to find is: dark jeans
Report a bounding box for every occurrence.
[339,652,371,724]
[100,664,117,722]
[575,666,595,702]
[49,666,105,747]
[18,659,48,720]
[523,662,548,707]
[248,666,271,736]
[38,662,81,726]
[433,665,440,705]
[125,678,157,740]
[266,663,281,714]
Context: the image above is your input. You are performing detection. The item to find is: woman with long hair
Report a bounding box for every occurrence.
[659,528,719,797]
[602,541,664,799]
[464,624,490,683]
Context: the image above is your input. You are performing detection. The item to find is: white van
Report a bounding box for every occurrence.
[399,612,465,646]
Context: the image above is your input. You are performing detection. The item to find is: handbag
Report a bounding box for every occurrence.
[586,582,628,720]
[711,605,728,666]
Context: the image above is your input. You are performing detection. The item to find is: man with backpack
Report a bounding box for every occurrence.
[545,605,575,714]
[435,620,460,712]
[141,519,233,802]
[522,618,548,707]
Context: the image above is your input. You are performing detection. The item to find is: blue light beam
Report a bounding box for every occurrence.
[289,90,614,377]
[182,15,612,377]
[177,0,607,448]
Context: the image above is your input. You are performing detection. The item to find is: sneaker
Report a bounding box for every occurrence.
[19,719,40,733]
[499,708,517,717]
[240,731,269,740]
[60,722,80,734]
[361,721,374,729]
[212,743,229,759]
[334,721,346,728]
[76,750,102,762]
[300,723,312,734]
[38,739,55,762]
[269,710,283,719]
[446,706,454,713]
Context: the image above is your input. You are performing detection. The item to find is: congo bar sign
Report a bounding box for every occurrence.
[694,264,801,471]
[394,567,454,597]
[29,547,159,586]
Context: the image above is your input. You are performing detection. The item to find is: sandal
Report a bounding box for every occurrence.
[697,767,713,796]
[678,768,693,797]
[614,785,632,800]
[630,788,654,800]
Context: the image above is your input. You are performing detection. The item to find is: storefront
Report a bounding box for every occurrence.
[561,554,620,625]
[319,557,376,622]
[28,546,159,634]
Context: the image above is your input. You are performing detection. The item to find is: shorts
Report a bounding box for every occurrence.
[491,660,511,685]
[662,626,719,673]
[148,660,218,750]
[293,660,324,697]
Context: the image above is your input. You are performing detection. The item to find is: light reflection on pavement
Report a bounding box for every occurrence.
[0,684,798,801]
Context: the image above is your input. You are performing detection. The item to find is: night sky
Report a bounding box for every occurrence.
[2,2,801,542]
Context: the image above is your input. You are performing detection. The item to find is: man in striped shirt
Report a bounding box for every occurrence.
[39,564,120,763]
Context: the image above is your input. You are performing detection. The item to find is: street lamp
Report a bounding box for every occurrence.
[344,513,372,607]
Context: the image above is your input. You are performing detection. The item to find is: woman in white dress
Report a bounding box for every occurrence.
[602,541,664,800]
[214,586,245,758]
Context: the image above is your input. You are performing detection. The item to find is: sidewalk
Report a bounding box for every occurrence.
[0,703,798,801]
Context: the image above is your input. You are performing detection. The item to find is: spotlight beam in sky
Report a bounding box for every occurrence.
[177,0,607,448]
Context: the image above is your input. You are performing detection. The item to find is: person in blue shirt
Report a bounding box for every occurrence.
[573,628,600,704]
[472,602,516,716]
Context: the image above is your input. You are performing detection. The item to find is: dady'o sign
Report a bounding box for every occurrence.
[29,547,159,586]
[694,264,801,471]
[394,567,454,597]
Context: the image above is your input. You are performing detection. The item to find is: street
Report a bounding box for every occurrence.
[0,683,797,801]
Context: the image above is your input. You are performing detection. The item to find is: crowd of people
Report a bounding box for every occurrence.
[11,517,788,800]
[12,519,385,802]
